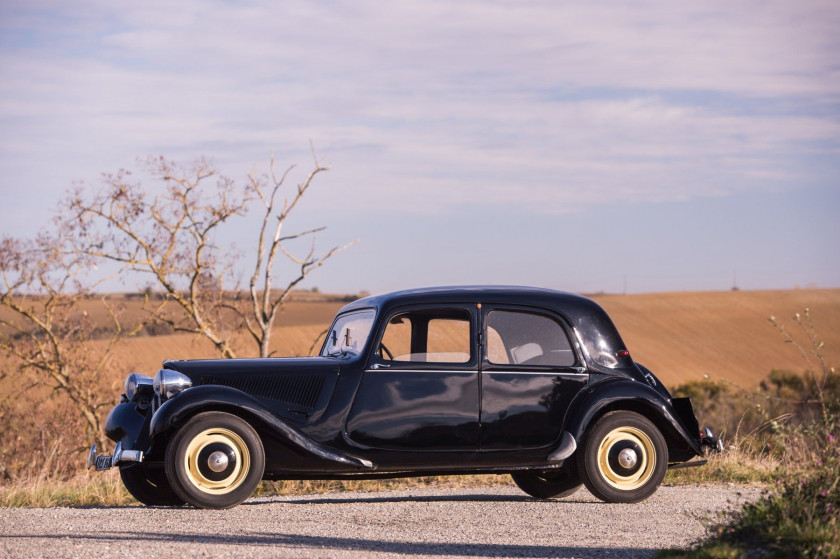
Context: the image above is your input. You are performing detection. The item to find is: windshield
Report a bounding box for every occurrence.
[321,309,376,357]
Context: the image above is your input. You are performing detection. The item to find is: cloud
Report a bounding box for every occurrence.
[0,0,838,225]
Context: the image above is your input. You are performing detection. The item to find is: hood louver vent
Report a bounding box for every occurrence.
[199,374,325,410]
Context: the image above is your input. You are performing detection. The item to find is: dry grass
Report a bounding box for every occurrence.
[0,470,131,508]
[666,451,781,485]
[0,471,515,508]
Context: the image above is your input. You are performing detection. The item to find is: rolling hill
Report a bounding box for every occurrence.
[101,288,839,389]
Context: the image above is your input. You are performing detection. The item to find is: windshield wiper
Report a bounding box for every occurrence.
[326,348,354,358]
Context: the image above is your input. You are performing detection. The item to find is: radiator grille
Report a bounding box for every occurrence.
[199,374,325,409]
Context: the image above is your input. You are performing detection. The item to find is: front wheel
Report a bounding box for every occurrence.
[119,463,185,506]
[165,411,265,509]
[577,411,667,503]
[511,461,582,499]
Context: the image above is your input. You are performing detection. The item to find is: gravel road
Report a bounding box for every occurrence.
[0,484,761,558]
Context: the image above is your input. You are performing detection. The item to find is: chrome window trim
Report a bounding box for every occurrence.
[364,369,588,378]
[481,371,589,377]
[364,369,477,374]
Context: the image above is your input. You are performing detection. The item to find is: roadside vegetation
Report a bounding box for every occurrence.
[0,151,354,494]
[661,309,839,558]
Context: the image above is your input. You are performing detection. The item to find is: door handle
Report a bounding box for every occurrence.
[370,363,390,370]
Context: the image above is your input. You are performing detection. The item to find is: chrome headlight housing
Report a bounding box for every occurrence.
[124,373,154,402]
[153,369,192,402]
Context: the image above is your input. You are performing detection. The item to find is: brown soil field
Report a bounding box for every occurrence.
[92,288,840,390]
[595,288,840,387]
[0,291,350,335]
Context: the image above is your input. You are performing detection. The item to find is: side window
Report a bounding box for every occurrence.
[378,309,471,364]
[427,318,470,362]
[486,310,575,367]
[380,315,411,358]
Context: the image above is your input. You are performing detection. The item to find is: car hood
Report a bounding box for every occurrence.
[162,357,341,422]
[162,356,339,377]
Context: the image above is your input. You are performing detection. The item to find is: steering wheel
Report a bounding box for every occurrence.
[379,343,394,360]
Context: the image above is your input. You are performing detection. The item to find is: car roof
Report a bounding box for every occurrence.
[338,285,602,319]
[335,285,631,369]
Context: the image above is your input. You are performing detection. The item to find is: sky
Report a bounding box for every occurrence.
[1,0,838,295]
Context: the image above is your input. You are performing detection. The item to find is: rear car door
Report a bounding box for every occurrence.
[479,306,588,449]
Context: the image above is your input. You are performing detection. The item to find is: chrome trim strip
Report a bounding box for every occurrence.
[365,369,588,377]
[364,369,477,374]
[482,371,590,377]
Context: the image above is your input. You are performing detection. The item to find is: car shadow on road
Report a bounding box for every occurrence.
[6,531,656,558]
[248,493,598,506]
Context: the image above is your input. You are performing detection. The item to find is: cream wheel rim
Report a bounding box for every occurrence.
[184,427,250,495]
[596,426,656,491]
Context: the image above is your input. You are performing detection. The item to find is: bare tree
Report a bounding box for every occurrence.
[0,234,143,454]
[64,157,248,358]
[241,152,357,357]
[64,151,355,359]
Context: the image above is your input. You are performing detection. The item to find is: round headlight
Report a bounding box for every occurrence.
[124,373,153,401]
[153,369,192,401]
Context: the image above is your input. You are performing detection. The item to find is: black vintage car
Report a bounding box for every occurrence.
[88,286,721,509]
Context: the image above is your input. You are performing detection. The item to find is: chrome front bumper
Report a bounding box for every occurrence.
[86,442,144,471]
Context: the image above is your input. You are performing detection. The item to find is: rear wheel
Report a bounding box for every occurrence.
[165,411,265,509]
[119,463,185,506]
[511,461,582,499]
[577,411,667,503]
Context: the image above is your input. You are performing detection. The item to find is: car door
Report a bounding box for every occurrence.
[345,305,481,450]
[479,306,588,450]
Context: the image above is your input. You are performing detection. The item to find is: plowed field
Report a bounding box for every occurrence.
[101,289,839,389]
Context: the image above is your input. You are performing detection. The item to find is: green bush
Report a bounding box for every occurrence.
[664,438,839,558]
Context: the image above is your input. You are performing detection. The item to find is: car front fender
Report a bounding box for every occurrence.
[149,385,374,470]
[105,400,149,450]
[564,377,703,458]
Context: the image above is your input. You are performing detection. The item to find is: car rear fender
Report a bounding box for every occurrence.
[149,385,374,470]
[564,377,703,459]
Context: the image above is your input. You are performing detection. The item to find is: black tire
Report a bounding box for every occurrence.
[577,410,668,503]
[165,411,265,509]
[511,460,582,499]
[119,463,185,506]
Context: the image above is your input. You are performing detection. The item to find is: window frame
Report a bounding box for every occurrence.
[480,305,583,371]
[366,304,479,371]
[320,308,377,358]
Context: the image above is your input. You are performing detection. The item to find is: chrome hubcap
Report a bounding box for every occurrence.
[596,426,656,491]
[618,448,638,469]
[185,428,249,495]
[207,451,229,472]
